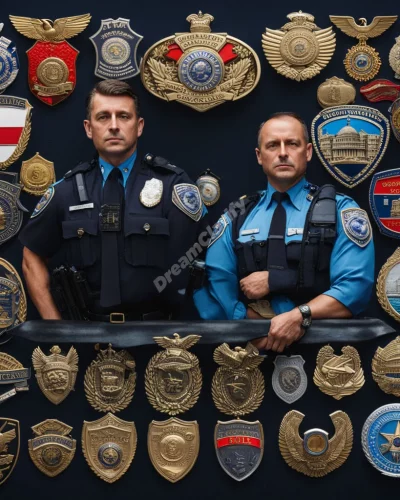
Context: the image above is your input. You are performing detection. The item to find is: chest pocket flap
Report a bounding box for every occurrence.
[125,215,170,267]
[62,219,98,267]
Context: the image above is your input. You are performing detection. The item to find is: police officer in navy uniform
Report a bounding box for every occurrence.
[194,112,375,351]
[20,80,207,321]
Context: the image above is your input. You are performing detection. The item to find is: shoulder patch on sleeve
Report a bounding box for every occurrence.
[172,183,203,221]
[341,208,372,247]
[31,186,55,218]
[208,217,227,248]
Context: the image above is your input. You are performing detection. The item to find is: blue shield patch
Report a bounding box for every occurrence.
[311,105,390,188]
[208,217,227,247]
[362,404,400,477]
[369,168,400,239]
[31,186,54,218]
[172,183,202,221]
[341,208,372,247]
[90,18,143,80]
[0,24,19,94]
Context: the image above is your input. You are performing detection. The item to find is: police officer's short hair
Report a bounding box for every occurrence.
[86,80,141,119]
[257,112,309,146]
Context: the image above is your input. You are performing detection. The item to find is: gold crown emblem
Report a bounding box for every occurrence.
[287,11,315,22]
[186,11,214,33]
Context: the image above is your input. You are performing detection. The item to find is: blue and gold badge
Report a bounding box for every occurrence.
[0,172,28,245]
[90,18,142,80]
[362,404,400,477]
[196,169,221,206]
[0,23,19,94]
[369,168,400,238]
[311,105,390,188]
[208,217,227,247]
[172,183,202,221]
[31,186,54,218]
[141,11,260,112]
[340,208,372,247]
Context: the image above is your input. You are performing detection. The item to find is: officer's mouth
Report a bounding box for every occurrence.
[274,163,294,169]
[105,137,123,142]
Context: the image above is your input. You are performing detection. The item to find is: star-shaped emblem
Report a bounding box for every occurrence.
[380,421,400,460]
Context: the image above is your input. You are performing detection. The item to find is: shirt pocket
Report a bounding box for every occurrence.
[62,219,98,268]
[124,215,170,268]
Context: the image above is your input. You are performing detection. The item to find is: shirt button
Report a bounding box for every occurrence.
[143,223,151,232]
[123,168,128,173]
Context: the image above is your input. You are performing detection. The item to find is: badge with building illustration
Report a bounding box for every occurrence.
[212,342,265,481]
[311,105,390,188]
[369,169,400,239]
[141,11,261,112]
[262,11,336,82]
[377,248,400,322]
[279,410,353,477]
[362,403,400,477]
[90,18,142,80]
[0,23,19,94]
[372,337,400,397]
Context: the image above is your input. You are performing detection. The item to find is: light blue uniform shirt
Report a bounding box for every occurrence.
[194,177,375,319]
[99,150,137,188]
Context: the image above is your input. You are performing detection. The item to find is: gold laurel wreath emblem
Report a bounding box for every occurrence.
[145,351,202,416]
[0,110,32,170]
[84,365,136,413]
[211,367,264,417]
[372,336,400,396]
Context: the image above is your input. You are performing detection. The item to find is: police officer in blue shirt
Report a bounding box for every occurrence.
[20,80,207,321]
[194,112,374,352]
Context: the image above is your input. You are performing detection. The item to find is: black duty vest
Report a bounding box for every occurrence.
[229,184,337,305]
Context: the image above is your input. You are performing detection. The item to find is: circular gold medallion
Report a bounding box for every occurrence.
[101,37,131,66]
[344,44,381,81]
[37,57,69,87]
[280,29,318,66]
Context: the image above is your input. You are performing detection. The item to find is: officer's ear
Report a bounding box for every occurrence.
[83,119,93,139]
[137,117,144,138]
[306,142,312,162]
[255,147,262,166]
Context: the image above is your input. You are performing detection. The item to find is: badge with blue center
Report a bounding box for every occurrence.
[172,183,202,221]
[0,172,28,245]
[31,186,54,218]
[208,217,227,247]
[362,404,400,477]
[0,23,19,94]
[90,18,143,80]
[311,105,390,188]
[369,169,400,238]
[141,11,260,112]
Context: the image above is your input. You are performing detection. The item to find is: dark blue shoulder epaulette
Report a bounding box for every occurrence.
[143,153,183,174]
[64,159,97,180]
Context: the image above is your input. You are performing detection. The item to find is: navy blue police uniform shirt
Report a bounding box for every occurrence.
[194,177,375,320]
[19,151,208,314]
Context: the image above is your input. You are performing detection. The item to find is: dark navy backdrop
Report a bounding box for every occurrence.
[1,0,400,498]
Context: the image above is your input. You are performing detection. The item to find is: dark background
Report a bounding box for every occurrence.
[1,0,400,498]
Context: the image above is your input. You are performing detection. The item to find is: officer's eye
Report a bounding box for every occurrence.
[120,114,130,119]
[266,143,277,149]
[97,115,108,121]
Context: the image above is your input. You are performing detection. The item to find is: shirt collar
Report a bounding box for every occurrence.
[265,176,307,211]
[99,150,137,187]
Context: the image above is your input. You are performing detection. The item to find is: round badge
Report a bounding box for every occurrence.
[37,57,69,87]
[98,443,122,469]
[196,175,220,206]
[303,430,329,456]
[347,213,370,240]
[178,49,224,92]
[362,404,400,477]
[344,45,381,81]
[101,37,131,66]
[280,29,318,66]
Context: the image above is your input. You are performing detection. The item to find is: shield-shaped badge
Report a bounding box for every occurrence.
[0,172,28,245]
[311,105,390,188]
[0,418,19,485]
[20,152,55,195]
[377,248,400,323]
[215,420,263,481]
[148,417,199,483]
[9,14,91,106]
[28,419,76,477]
[369,168,400,238]
[140,178,163,207]
[32,346,78,405]
[90,18,142,80]
[272,355,307,404]
[0,96,32,170]
[84,344,136,413]
[82,413,137,483]
[0,23,19,94]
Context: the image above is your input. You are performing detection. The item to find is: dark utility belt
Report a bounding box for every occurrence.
[86,310,172,323]
[11,318,395,348]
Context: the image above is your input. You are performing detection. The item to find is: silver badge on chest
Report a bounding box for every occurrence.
[272,355,307,404]
[140,178,163,207]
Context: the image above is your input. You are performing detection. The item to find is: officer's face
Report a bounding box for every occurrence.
[255,116,312,189]
[84,93,144,165]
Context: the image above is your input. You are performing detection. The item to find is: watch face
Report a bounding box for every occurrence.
[302,318,312,327]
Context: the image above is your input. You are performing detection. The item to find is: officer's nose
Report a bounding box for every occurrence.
[279,141,288,158]
[109,115,119,131]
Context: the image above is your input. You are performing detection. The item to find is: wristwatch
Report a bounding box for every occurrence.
[298,304,312,328]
